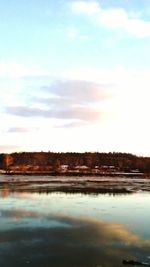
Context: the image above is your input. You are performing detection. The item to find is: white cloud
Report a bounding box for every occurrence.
[99,8,150,38]
[127,19,150,38]
[70,1,150,38]
[70,1,100,15]
[100,9,128,29]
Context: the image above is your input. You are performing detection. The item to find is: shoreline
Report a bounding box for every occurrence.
[2,171,144,178]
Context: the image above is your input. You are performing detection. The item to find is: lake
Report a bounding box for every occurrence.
[0,176,150,267]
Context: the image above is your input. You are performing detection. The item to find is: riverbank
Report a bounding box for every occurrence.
[1,170,144,177]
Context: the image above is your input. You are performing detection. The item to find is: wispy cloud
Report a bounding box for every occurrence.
[6,105,101,122]
[70,1,150,38]
[42,80,109,103]
[6,127,38,133]
[55,121,89,128]
[5,79,110,125]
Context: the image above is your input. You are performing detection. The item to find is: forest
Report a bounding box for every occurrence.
[0,152,149,175]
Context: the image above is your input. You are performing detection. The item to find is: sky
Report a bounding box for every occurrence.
[0,0,150,156]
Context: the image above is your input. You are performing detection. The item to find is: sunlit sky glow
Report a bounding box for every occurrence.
[0,0,150,156]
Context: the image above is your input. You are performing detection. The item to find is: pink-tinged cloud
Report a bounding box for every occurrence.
[7,127,38,133]
[5,79,111,126]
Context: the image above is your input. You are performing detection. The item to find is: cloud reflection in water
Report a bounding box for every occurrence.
[0,209,150,267]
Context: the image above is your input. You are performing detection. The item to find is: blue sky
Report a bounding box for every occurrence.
[0,0,150,155]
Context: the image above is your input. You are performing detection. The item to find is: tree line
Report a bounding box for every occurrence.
[0,152,149,174]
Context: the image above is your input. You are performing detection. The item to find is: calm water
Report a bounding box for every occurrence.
[0,184,150,267]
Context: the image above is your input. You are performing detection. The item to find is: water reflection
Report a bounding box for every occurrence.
[0,183,133,197]
[0,184,150,267]
[0,185,10,198]
[0,209,150,267]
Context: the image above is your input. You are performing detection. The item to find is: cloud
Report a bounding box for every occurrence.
[6,105,101,122]
[70,1,150,38]
[0,211,150,267]
[5,79,110,125]
[0,209,148,249]
[99,8,150,38]
[70,1,100,15]
[6,127,38,133]
[6,106,44,117]
[42,79,110,103]
[55,121,89,128]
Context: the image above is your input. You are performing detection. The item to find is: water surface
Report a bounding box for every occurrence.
[0,178,150,267]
